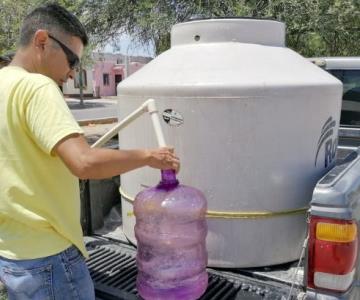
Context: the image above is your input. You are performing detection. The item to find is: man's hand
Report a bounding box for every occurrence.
[145,147,180,173]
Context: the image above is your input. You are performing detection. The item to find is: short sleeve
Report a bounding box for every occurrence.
[25,83,84,155]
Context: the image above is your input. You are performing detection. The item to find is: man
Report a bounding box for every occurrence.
[0,3,179,299]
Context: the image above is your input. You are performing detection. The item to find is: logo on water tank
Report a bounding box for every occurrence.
[162,109,184,127]
[315,116,338,168]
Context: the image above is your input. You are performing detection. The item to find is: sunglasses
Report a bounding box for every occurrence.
[48,34,80,70]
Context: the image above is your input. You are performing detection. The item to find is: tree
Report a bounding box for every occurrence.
[79,0,360,57]
[79,0,248,54]
[77,45,94,106]
[314,0,360,56]
[1,1,359,59]
[257,0,360,57]
[0,0,41,54]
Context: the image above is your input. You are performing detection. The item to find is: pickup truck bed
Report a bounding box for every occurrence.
[84,236,296,300]
[83,144,360,300]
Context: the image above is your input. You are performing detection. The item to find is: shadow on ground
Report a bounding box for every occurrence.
[85,135,118,148]
[66,101,109,109]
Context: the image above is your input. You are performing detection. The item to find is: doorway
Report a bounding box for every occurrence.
[115,74,123,95]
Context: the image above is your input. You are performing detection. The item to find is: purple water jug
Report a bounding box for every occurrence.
[134,169,208,300]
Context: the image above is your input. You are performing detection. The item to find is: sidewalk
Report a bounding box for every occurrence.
[66,97,119,146]
[66,96,118,105]
[66,97,118,126]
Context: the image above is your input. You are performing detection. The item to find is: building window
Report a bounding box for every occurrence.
[74,69,87,89]
[103,73,110,86]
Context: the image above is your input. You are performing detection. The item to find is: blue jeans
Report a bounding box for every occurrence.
[0,245,95,300]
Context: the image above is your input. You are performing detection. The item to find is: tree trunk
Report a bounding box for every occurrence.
[79,62,84,107]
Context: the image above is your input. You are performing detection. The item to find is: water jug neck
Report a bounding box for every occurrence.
[158,169,179,189]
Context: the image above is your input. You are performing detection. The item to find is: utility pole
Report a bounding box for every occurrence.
[125,54,130,79]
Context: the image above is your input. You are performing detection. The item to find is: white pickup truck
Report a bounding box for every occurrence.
[81,57,360,300]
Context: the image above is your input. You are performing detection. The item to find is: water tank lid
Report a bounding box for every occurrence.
[171,18,285,47]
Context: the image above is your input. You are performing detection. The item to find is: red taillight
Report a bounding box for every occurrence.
[308,216,358,292]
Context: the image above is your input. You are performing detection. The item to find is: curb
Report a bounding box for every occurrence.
[78,117,118,126]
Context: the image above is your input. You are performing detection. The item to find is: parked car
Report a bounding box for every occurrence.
[310,57,360,128]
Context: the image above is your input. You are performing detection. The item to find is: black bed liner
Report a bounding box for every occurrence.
[85,237,295,300]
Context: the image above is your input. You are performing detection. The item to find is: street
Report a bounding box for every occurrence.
[66,98,118,123]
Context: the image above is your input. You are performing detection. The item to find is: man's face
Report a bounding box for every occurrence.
[35,31,84,86]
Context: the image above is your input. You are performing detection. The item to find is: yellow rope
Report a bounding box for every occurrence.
[119,186,308,219]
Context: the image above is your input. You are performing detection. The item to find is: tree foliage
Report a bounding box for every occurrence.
[1,0,360,57]
[0,0,38,54]
[0,0,83,54]
[0,0,94,64]
[260,0,360,57]
[78,0,360,56]
[314,0,360,56]
[79,0,253,54]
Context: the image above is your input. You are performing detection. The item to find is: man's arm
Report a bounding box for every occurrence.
[54,134,180,180]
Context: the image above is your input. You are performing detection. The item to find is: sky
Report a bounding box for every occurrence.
[101,33,155,58]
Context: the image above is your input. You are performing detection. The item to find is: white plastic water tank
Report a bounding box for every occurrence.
[116,18,342,267]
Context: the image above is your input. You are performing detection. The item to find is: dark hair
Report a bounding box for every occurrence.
[0,53,14,67]
[19,3,88,47]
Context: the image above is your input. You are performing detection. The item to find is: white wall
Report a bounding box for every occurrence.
[62,68,94,96]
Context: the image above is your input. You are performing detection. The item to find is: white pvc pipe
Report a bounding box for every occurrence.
[146,99,166,148]
[91,99,167,149]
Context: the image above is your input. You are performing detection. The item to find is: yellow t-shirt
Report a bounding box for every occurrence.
[0,66,87,259]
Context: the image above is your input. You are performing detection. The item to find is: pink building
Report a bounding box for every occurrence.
[62,53,151,98]
[92,53,151,97]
